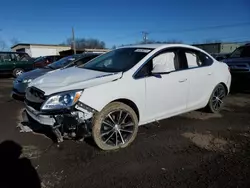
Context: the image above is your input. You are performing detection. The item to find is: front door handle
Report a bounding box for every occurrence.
[179,78,187,83]
[208,72,212,75]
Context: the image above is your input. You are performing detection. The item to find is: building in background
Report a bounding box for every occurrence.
[11,43,71,57]
[193,42,246,54]
[59,48,110,56]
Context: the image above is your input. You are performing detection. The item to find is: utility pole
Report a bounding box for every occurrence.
[142,31,148,44]
[72,27,76,54]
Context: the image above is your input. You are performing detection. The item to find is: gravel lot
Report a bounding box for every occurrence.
[0,77,250,188]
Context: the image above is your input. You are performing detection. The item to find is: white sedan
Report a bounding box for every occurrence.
[25,44,231,150]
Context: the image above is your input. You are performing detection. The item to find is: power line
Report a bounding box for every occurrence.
[150,22,250,34]
[111,22,250,42]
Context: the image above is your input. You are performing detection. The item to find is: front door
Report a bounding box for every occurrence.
[143,49,189,122]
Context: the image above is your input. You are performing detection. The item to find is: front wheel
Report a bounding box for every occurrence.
[92,102,138,151]
[206,84,227,113]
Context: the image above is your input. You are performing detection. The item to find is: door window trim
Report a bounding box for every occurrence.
[133,46,214,80]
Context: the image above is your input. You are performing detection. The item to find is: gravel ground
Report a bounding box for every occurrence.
[0,77,250,188]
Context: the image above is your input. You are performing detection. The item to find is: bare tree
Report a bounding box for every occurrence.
[0,40,7,51]
[10,37,20,46]
[61,38,106,49]
[164,39,183,44]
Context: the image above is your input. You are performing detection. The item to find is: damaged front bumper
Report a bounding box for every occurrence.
[24,101,97,142]
[25,104,56,126]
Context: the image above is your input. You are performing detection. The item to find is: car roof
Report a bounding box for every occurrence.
[119,43,206,52]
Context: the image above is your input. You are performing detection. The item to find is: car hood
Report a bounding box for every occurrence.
[17,68,52,81]
[223,57,250,65]
[29,67,123,95]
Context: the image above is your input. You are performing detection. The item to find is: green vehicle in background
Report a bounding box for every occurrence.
[0,51,33,77]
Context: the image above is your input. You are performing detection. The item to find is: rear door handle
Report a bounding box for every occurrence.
[208,72,212,75]
[179,78,187,83]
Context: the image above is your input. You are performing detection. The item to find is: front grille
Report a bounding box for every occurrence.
[25,87,46,111]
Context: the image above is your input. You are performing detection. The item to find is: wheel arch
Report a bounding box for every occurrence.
[219,82,229,95]
[111,98,140,121]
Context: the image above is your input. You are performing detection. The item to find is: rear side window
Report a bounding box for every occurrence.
[185,50,213,68]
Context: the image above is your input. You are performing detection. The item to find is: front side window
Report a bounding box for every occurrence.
[152,52,177,72]
[135,50,179,78]
[230,46,250,58]
[80,48,152,72]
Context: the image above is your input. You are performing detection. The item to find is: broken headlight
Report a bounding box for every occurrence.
[41,90,83,110]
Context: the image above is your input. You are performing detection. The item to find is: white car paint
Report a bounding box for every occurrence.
[29,44,231,126]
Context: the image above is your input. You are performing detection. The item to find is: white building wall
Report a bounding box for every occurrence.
[29,47,57,57]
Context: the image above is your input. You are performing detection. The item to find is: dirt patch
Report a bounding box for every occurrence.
[181,111,223,120]
[21,145,42,159]
[182,132,228,152]
[41,171,64,188]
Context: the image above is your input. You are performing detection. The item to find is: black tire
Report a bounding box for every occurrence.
[206,84,227,113]
[92,102,138,151]
[13,68,24,78]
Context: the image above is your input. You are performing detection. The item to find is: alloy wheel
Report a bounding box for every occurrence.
[100,110,136,147]
[211,84,226,111]
[16,70,23,77]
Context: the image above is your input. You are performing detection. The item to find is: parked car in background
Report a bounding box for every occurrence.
[0,52,33,77]
[12,52,102,99]
[33,55,63,68]
[24,44,231,151]
[222,43,250,80]
[211,53,231,61]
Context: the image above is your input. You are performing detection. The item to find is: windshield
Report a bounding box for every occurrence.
[79,48,152,72]
[47,55,80,69]
[230,46,250,58]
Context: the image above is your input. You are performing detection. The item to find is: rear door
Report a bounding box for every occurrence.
[180,48,215,110]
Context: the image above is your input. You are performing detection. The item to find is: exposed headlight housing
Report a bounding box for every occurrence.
[22,79,33,83]
[41,90,83,110]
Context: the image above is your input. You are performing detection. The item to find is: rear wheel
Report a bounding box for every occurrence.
[92,102,138,151]
[13,68,24,78]
[207,84,227,113]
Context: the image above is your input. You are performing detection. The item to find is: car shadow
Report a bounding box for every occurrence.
[11,94,25,102]
[0,140,41,188]
[229,77,250,94]
[0,74,12,79]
